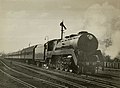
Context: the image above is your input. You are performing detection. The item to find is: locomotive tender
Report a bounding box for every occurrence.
[5,31,104,74]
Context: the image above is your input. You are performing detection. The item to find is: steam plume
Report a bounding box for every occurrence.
[82,2,120,59]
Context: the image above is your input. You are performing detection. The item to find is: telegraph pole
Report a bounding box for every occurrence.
[61,24,64,40]
[60,21,67,40]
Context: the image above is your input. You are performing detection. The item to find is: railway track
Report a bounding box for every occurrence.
[17,62,119,88]
[2,59,118,88]
[83,74,120,88]
[104,67,120,72]
[18,64,118,88]
[0,69,37,88]
[1,59,86,88]
[98,68,120,78]
[0,60,69,88]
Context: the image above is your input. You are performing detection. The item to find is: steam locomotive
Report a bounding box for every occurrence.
[5,31,104,74]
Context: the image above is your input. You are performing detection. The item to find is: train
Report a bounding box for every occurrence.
[5,31,104,74]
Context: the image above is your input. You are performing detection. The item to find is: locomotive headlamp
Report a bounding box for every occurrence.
[67,55,72,58]
[87,34,93,40]
[69,69,73,72]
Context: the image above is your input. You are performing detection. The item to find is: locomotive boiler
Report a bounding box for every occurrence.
[45,31,104,73]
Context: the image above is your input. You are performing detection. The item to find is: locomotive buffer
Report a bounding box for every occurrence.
[60,21,67,39]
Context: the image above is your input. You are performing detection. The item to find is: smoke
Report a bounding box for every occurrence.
[105,17,120,59]
[82,2,120,59]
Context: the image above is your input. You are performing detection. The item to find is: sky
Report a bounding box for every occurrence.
[0,0,120,57]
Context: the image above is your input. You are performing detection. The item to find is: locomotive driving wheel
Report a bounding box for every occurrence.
[64,65,68,71]
[56,57,64,70]
[60,64,64,71]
